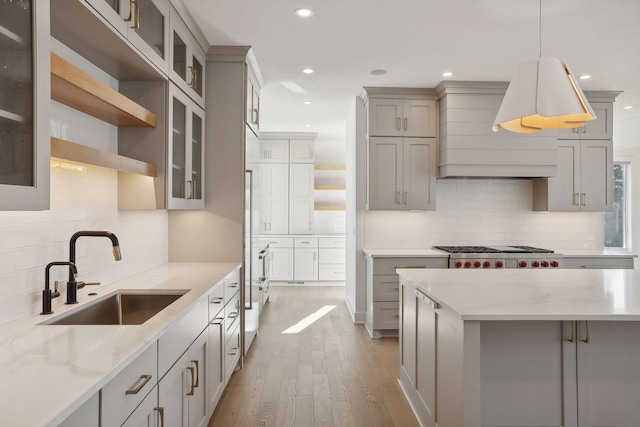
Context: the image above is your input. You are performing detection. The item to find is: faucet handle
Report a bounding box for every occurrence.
[52,281,61,298]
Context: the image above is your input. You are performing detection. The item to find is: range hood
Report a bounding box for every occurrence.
[436,81,558,178]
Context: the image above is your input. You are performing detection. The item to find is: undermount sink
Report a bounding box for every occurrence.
[41,289,189,325]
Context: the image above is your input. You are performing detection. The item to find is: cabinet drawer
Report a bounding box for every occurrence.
[373,276,400,302]
[224,292,240,343]
[318,264,346,281]
[319,237,346,248]
[224,277,240,303]
[319,248,345,264]
[265,237,294,248]
[102,344,158,427]
[561,257,634,269]
[224,323,241,384]
[158,297,208,377]
[372,257,448,275]
[373,302,400,330]
[208,282,225,320]
[295,237,319,247]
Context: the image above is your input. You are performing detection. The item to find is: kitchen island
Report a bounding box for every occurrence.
[398,268,640,427]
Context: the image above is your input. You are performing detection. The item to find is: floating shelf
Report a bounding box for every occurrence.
[315,184,346,190]
[315,164,346,170]
[315,205,346,211]
[51,137,156,177]
[50,53,157,128]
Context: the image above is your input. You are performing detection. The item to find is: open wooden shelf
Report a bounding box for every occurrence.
[315,184,346,190]
[50,53,157,128]
[51,137,157,177]
[315,205,346,211]
[315,164,346,170]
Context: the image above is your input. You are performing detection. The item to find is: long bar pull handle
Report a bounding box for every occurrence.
[155,407,165,427]
[191,360,200,388]
[573,193,580,206]
[186,366,196,396]
[582,321,590,343]
[569,321,577,343]
[125,374,152,395]
[404,118,408,131]
[403,191,408,204]
[131,0,140,29]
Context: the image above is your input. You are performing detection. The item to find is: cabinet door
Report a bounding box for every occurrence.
[0,0,50,210]
[289,163,314,234]
[207,319,225,414]
[158,351,189,427]
[294,248,318,281]
[289,139,315,163]
[548,141,581,212]
[188,105,205,209]
[187,332,208,427]
[260,139,289,162]
[581,103,613,139]
[368,137,402,210]
[403,138,436,210]
[402,99,437,137]
[127,0,170,74]
[263,163,289,234]
[579,140,612,212]
[576,321,640,427]
[170,11,205,107]
[122,386,159,427]
[85,0,129,36]
[368,99,403,137]
[270,247,294,281]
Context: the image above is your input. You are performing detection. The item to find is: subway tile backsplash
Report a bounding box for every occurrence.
[0,163,168,326]
[364,178,604,250]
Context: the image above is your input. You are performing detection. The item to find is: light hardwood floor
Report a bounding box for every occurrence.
[208,286,419,427]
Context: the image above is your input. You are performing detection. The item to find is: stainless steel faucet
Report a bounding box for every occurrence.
[41,262,77,315]
[67,231,122,305]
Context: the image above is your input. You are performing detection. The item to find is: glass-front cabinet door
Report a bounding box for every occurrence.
[169,10,205,107]
[0,0,49,210]
[168,84,204,209]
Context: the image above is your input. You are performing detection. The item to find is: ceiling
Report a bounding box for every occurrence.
[182,0,640,140]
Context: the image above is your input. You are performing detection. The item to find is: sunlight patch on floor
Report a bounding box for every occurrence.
[281,305,337,334]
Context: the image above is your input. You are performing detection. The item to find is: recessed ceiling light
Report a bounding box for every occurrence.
[370,69,387,76]
[302,68,314,74]
[579,74,591,80]
[295,8,313,17]
[304,124,312,127]
[304,101,313,105]
[442,71,454,77]
[623,105,634,110]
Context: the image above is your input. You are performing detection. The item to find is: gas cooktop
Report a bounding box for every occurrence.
[433,245,554,254]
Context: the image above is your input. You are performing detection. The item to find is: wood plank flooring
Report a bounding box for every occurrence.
[208,286,419,427]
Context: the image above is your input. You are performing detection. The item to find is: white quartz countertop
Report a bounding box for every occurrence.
[0,262,240,427]
[560,249,637,258]
[363,248,448,257]
[398,268,640,321]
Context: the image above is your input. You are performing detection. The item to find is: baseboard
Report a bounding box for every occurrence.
[345,294,365,324]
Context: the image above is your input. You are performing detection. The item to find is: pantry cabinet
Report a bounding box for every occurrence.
[168,84,205,209]
[289,163,315,234]
[259,163,289,234]
[170,8,205,107]
[368,98,436,137]
[368,137,437,211]
[0,0,50,210]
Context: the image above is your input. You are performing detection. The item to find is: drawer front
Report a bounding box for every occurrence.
[208,282,225,320]
[373,302,400,330]
[319,237,346,248]
[224,324,241,384]
[372,257,448,275]
[224,292,240,343]
[158,297,208,377]
[224,277,240,303]
[295,237,319,248]
[562,257,635,269]
[373,276,399,302]
[102,344,158,427]
[318,264,346,281]
[265,237,294,248]
[319,248,345,264]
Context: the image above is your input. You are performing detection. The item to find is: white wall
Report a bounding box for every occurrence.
[614,114,640,254]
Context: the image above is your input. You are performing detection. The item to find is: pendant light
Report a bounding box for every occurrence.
[492,0,596,133]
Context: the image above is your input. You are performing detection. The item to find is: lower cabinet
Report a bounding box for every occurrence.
[58,392,100,427]
[267,236,346,282]
[121,386,160,427]
[207,316,225,413]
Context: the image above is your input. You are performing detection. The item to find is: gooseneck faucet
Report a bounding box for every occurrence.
[67,231,122,305]
[42,262,77,315]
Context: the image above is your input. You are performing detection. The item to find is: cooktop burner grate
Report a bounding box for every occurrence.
[434,245,554,254]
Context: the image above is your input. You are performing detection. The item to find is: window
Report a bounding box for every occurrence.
[605,162,631,249]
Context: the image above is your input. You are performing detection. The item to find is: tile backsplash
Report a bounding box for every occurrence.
[364,178,604,250]
[0,163,168,326]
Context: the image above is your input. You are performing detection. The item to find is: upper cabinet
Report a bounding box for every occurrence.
[557,102,613,140]
[368,98,437,138]
[289,139,315,163]
[85,0,170,75]
[0,0,50,210]
[246,68,260,134]
[170,7,205,107]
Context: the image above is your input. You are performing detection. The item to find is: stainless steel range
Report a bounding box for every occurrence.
[433,246,563,269]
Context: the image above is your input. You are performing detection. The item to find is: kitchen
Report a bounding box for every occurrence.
[1,0,640,426]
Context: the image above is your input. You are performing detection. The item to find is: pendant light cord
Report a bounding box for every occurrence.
[539,0,542,57]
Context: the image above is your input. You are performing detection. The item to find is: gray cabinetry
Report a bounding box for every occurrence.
[368,98,437,137]
[0,0,50,210]
[170,7,205,107]
[558,102,613,140]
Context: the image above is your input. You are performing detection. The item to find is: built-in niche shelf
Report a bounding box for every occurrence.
[315,184,346,190]
[51,137,156,177]
[315,164,346,170]
[50,53,157,127]
[315,205,346,211]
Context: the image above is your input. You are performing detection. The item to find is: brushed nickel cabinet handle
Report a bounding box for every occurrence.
[186,366,196,396]
[228,282,239,288]
[130,0,140,29]
[581,193,587,206]
[396,191,401,204]
[228,311,239,319]
[210,297,223,304]
[125,374,152,395]
[191,360,200,388]
[403,191,408,204]
[155,407,165,427]
[395,265,426,269]
[210,317,224,325]
[582,321,590,343]
[404,118,408,131]
[569,321,577,343]
[573,193,580,206]
[397,117,401,131]
[228,347,239,356]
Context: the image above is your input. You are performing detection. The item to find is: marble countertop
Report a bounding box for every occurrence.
[363,248,448,257]
[398,268,640,321]
[0,262,239,427]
